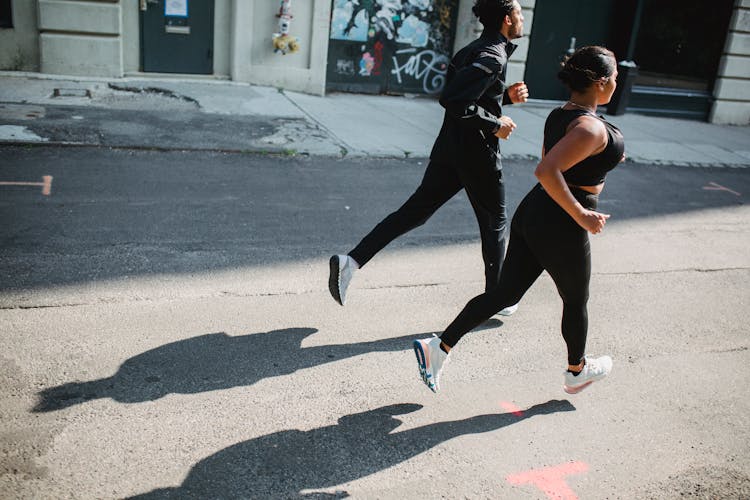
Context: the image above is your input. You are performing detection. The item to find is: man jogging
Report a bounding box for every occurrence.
[330,0,528,312]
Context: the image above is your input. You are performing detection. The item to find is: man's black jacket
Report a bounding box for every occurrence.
[430,31,517,172]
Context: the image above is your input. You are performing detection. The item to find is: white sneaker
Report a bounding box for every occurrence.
[496,303,519,317]
[563,355,613,394]
[412,335,449,393]
[328,254,357,306]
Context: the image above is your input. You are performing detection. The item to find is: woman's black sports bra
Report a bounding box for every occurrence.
[543,107,625,186]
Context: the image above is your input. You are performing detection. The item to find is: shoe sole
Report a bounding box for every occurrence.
[563,370,610,394]
[412,340,436,393]
[328,256,343,306]
[496,304,518,316]
[563,380,594,394]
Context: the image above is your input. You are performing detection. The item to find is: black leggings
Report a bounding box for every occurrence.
[349,160,507,292]
[440,184,596,366]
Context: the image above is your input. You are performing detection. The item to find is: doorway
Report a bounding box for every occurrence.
[524,0,617,101]
[626,0,735,119]
[140,0,214,74]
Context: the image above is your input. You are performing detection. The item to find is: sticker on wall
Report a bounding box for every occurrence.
[407,0,432,9]
[397,15,429,47]
[165,0,188,17]
[359,52,375,76]
[330,0,370,42]
[371,1,401,40]
[336,59,356,76]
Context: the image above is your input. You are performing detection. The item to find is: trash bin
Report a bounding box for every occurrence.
[606,61,638,115]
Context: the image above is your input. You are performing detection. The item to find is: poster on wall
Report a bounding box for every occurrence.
[330,0,369,42]
[165,0,188,17]
[327,0,458,95]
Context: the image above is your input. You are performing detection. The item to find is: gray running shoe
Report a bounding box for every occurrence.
[496,303,519,316]
[329,254,356,306]
[563,355,613,394]
[413,335,449,393]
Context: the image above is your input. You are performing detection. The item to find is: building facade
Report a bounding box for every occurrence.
[0,0,747,124]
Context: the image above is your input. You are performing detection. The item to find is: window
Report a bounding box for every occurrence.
[632,0,734,91]
[0,0,12,29]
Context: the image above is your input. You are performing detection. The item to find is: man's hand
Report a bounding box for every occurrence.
[507,81,529,104]
[494,115,517,139]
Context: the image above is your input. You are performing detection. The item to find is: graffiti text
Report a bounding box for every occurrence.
[391,48,449,94]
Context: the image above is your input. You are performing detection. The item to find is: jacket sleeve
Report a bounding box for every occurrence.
[502,89,513,106]
[438,53,505,135]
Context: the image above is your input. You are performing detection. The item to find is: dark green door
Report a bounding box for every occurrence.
[140,0,214,74]
[524,0,617,100]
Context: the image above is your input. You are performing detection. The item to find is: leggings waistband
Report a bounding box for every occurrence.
[537,183,598,210]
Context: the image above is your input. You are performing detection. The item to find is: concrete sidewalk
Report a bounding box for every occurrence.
[1,72,748,166]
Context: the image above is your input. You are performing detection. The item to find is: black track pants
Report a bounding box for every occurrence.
[348,161,508,292]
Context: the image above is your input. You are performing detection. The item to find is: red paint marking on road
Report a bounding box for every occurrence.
[0,175,53,196]
[703,182,740,196]
[499,401,524,417]
[42,175,53,195]
[506,461,589,500]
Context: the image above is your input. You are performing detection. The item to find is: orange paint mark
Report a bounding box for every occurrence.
[0,175,53,196]
[506,461,589,500]
[703,182,740,196]
[499,401,524,417]
[42,175,53,196]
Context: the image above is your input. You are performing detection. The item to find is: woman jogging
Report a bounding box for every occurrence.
[413,45,625,395]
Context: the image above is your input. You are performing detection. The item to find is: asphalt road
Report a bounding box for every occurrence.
[1,146,749,499]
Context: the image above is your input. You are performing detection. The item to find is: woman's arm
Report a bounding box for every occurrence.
[534,117,610,234]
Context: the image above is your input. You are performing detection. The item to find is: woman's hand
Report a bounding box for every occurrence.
[575,209,610,234]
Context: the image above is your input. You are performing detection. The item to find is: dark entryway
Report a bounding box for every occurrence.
[524,0,619,102]
[524,0,734,120]
[625,0,735,119]
[0,0,12,28]
[140,0,214,74]
[326,0,459,95]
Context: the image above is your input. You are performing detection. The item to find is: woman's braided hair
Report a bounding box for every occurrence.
[472,0,516,31]
[558,46,617,92]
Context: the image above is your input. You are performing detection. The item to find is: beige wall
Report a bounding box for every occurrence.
[710,0,750,125]
[213,0,231,77]
[38,0,123,77]
[122,0,138,73]
[230,0,330,95]
[0,0,40,71]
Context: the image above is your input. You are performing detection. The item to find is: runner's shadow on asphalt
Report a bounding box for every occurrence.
[480,318,504,330]
[128,399,575,499]
[33,327,425,413]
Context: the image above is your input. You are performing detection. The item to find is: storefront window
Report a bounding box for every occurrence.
[0,0,12,28]
[632,0,734,91]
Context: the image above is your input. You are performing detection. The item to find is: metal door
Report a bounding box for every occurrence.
[524,0,617,101]
[327,0,459,95]
[140,0,214,74]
